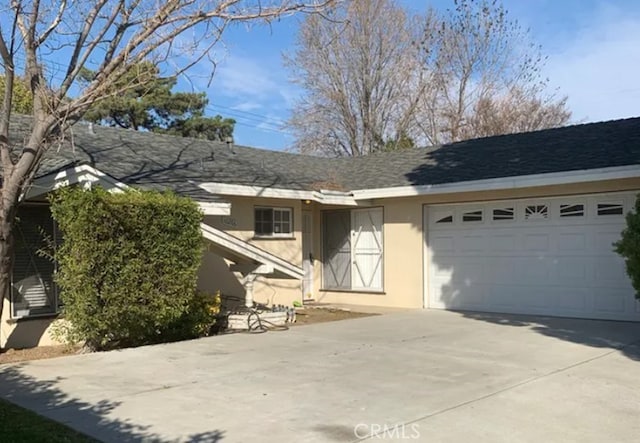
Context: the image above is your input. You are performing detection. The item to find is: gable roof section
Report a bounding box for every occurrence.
[9,115,640,197]
[8,115,339,199]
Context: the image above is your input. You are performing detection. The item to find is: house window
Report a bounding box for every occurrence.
[462,210,483,222]
[525,205,548,220]
[322,208,383,291]
[254,207,293,237]
[493,207,515,221]
[560,204,585,218]
[12,205,59,318]
[597,203,624,216]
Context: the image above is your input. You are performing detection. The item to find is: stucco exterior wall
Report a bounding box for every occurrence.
[315,178,640,309]
[0,297,63,348]
[199,196,305,307]
[3,178,638,348]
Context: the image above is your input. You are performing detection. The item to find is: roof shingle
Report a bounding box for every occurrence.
[9,115,640,196]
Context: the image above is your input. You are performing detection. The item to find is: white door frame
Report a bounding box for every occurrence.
[302,210,314,299]
[422,204,431,309]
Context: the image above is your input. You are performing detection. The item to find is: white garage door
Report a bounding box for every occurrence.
[426,192,640,321]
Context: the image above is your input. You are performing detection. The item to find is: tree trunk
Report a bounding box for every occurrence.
[0,204,17,349]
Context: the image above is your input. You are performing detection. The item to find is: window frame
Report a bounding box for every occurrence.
[492,207,515,222]
[596,202,624,216]
[433,210,454,225]
[253,206,294,238]
[559,203,585,218]
[524,204,549,221]
[461,209,483,223]
[11,203,61,319]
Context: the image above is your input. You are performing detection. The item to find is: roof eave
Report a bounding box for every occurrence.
[350,165,640,200]
[198,182,370,206]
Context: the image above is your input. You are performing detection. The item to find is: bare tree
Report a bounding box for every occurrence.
[0,0,337,329]
[285,0,427,156]
[462,87,571,139]
[417,0,571,144]
[287,0,571,155]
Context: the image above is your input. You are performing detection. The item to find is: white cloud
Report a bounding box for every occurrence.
[212,54,300,105]
[544,6,640,122]
[214,55,278,97]
[233,101,263,112]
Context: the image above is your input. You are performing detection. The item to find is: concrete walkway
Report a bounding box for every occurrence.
[1,310,639,442]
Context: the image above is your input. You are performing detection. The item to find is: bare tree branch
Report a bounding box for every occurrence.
[36,0,66,46]
[285,0,425,156]
[0,0,340,329]
[286,0,571,155]
[418,0,571,144]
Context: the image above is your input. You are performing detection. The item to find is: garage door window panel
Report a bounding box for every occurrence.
[560,204,585,218]
[597,202,624,216]
[462,209,483,223]
[492,207,515,221]
[525,204,549,220]
[434,210,454,224]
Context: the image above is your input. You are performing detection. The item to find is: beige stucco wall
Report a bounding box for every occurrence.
[315,178,640,309]
[198,196,305,308]
[3,178,638,348]
[2,196,308,348]
[0,297,63,348]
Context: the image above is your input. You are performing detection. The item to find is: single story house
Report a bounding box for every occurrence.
[4,115,640,348]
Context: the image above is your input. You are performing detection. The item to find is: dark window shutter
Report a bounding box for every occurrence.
[12,206,57,317]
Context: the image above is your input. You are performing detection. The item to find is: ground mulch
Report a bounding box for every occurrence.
[293,307,376,326]
[0,344,81,365]
[0,309,373,365]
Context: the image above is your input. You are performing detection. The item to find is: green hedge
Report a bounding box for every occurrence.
[50,187,206,350]
[615,195,640,300]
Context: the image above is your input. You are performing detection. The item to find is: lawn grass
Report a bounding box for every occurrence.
[0,398,97,442]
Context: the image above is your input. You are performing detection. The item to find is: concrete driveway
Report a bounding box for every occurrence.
[1,310,639,443]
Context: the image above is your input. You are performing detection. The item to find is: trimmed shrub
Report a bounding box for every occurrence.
[615,195,640,300]
[163,290,222,341]
[50,187,204,350]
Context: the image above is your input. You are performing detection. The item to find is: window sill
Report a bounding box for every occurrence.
[252,236,296,241]
[7,312,61,324]
[320,289,386,295]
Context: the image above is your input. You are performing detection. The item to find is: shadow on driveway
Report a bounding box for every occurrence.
[456,310,640,361]
[0,364,224,442]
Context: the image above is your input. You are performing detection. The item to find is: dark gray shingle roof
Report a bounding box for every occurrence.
[9,115,640,196]
[338,117,640,190]
[10,115,338,199]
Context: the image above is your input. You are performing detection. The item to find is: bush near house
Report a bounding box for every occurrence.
[50,187,210,350]
[615,195,640,300]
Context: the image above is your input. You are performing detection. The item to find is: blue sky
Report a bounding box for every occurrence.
[176,0,640,151]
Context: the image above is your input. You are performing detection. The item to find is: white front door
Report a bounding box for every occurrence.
[425,192,640,321]
[351,208,384,291]
[302,210,314,299]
